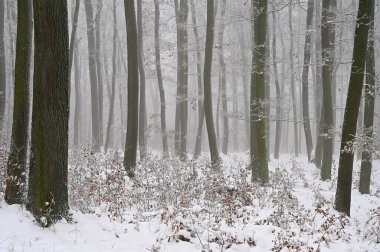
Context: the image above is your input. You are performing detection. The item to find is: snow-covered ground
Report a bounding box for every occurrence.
[1,153,379,252]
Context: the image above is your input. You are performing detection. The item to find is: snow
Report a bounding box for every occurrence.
[1,154,379,252]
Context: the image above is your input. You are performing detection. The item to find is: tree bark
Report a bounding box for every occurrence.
[251,0,268,183]
[301,0,314,162]
[27,0,70,226]
[137,0,147,159]
[204,0,220,166]
[320,0,334,181]
[95,0,104,147]
[0,0,6,129]
[359,0,375,194]
[271,6,281,159]
[5,0,32,205]
[123,0,139,178]
[84,0,100,152]
[104,0,117,153]
[154,0,169,158]
[69,0,79,73]
[334,0,372,216]
[288,1,299,157]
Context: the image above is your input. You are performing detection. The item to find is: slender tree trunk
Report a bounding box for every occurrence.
[95,0,103,147]
[232,73,239,151]
[301,0,314,162]
[334,0,372,216]
[251,0,268,183]
[69,0,79,73]
[359,1,375,194]
[271,6,281,159]
[28,0,70,226]
[288,1,299,157]
[137,0,147,159]
[217,0,228,154]
[320,0,334,181]
[5,0,32,205]
[204,0,220,166]
[238,28,250,148]
[84,0,100,152]
[0,0,6,129]
[73,42,81,148]
[123,0,139,178]
[314,0,323,142]
[154,0,169,158]
[191,0,204,158]
[104,0,117,153]
[174,0,180,155]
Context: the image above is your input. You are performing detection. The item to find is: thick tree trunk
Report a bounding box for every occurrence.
[104,0,117,153]
[288,2,299,157]
[84,0,100,152]
[359,0,375,194]
[271,7,281,159]
[137,0,147,159]
[0,0,6,129]
[154,0,169,158]
[5,0,32,205]
[123,0,139,178]
[301,0,314,162]
[320,0,334,181]
[27,0,70,226]
[204,0,220,166]
[334,0,372,216]
[251,0,268,183]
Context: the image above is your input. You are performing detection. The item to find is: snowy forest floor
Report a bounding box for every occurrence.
[1,151,380,252]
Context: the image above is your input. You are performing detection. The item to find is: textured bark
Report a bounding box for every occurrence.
[334,0,372,216]
[314,0,322,142]
[27,0,70,226]
[320,0,334,181]
[137,0,147,159]
[0,0,6,128]
[84,0,100,152]
[251,0,268,183]
[301,0,314,162]
[123,0,139,177]
[191,0,204,159]
[104,0,117,153]
[288,2,299,157]
[204,0,220,166]
[154,0,169,158]
[271,7,281,159]
[359,0,375,194]
[218,0,228,154]
[5,0,32,205]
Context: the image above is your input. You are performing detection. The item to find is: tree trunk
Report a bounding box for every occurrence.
[218,0,228,154]
[271,7,281,159]
[334,0,372,216]
[69,0,79,73]
[174,0,180,155]
[320,0,334,181]
[301,0,314,162]
[104,0,117,153]
[73,41,81,148]
[154,0,169,158]
[314,0,323,142]
[27,0,70,226]
[288,1,299,157]
[123,0,139,178]
[5,0,32,205]
[0,0,6,129]
[95,0,103,147]
[191,0,204,159]
[84,0,100,152]
[359,0,375,194]
[251,0,268,183]
[204,0,220,166]
[137,0,147,159]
